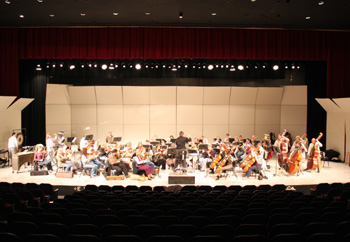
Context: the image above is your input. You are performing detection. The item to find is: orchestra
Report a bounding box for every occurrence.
[16,129,324,181]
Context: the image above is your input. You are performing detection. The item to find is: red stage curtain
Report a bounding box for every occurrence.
[1,28,349,97]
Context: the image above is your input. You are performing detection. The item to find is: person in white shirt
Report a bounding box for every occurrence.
[46,133,57,165]
[8,132,18,166]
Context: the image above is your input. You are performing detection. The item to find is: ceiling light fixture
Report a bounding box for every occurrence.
[49,14,55,17]
[81,63,85,68]
[101,64,108,70]
[135,63,141,70]
[211,13,217,16]
[69,65,75,70]
[59,62,64,68]
[113,12,118,16]
[80,13,86,16]
[230,67,236,71]
[208,64,214,70]
[52,62,56,68]
[108,63,114,70]
[305,16,311,20]
[19,15,24,18]
[171,65,177,71]
[5,0,10,4]
[318,1,324,6]
[145,12,151,15]
[37,0,43,3]
[179,12,183,19]
[273,65,279,71]
[36,64,42,71]
[238,65,244,71]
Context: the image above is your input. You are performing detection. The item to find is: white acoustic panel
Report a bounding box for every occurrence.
[281,86,307,105]
[327,113,345,160]
[123,86,150,104]
[150,87,176,105]
[150,105,176,125]
[97,125,124,144]
[255,105,281,125]
[0,110,21,148]
[316,98,342,113]
[333,98,350,113]
[254,124,281,142]
[203,125,229,142]
[177,105,202,125]
[97,105,123,125]
[71,105,97,125]
[46,124,71,138]
[0,96,16,111]
[203,87,231,105]
[71,124,97,141]
[229,105,255,125]
[46,84,70,105]
[177,87,204,105]
[124,125,150,146]
[256,87,283,105]
[176,125,203,140]
[46,105,71,125]
[230,87,257,105]
[68,86,96,105]
[150,125,176,140]
[229,125,255,138]
[95,86,123,105]
[124,105,149,124]
[8,98,34,111]
[203,105,229,125]
[280,105,307,125]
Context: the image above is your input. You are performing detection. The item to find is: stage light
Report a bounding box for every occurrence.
[291,64,295,69]
[178,65,181,69]
[36,64,42,71]
[273,65,279,71]
[135,63,141,70]
[211,13,217,16]
[122,64,126,68]
[262,63,267,68]
[101,64,107,70]
[19,15,24,18]
[129,64,133,68]
[145,12,151,15]
[109,63,114,70]
[69,65,75,70]
[52,62,56,68]
[113,12,118,16]
[208,64,214,70]
[81,63,85,68]
[225,64,229,68]
[192,65,196,69]
[59,62,64,68]
[171,65,177,71]
[46,63,50,69]
[49,14,54,17]
[215,64,219,68]
[284,63,289,69]
[162,64,166,68]
[296,64,300,69]
[5,0,11,4]
[179,12,183,19]
[318,1,324,6]
[93,63,97,68]
[230,66,236,72]
[184,63,188,68]
[115,63,119,68]
[305,16,311,20]
[88,63,92,68]
[220,64,224,68]
[155,63,159,68]
[37,0,43,3]
[238,65,244,70]
[80,13,86,16]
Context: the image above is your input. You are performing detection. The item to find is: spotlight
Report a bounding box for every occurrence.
[155,63,159,68]
[81,63,85,68]
[135,63,141,70]
[129,64,133,68]
[215,64,219,68]
[192,65,196,69]
[37,0,43,2]
[291,64,295,69]
[230,67,236,72]
[101,64,108,70]
[59,62,64,68]
[296,64,300,69]
[284,63,289,69]
[88,63,92,68]
[237,65,244,71]
[318,1,324,5]
[171,65,177,71]
[115,63,119,68]
[69,65,75,70]
[145,64,149,68]
[262,63,267,69]
[19,15,24,18]
[162,64,166,68]
[46,63,50,69]
[93,63,98,68]
[208,64,214,70]
[225,64,229,69]
[5,0,10,4]
[202,65,206,69]
[179,12,183,19]
[273,65,279,71]
[184,63,188,68]
[36,64,42,71]
[122,64,126,68]
[220,64,224,68]
[178,65,181,69]
[109,63,114,70]
[52,62,56,68]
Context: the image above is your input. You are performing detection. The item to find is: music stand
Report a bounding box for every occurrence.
[67,137,76,143]
[273,145,282,176]
[156,139,166,144]
[113,137,122,142]
[167,148,177,157]
[85,134,93,141]
[198,144,208,150]
[229,138,235,143]
[150,141,160,147]
[212,144,219,149]
[171,139,176,143]
[160,145,167,150]
[213,148,221,155]
[143,144,152,152]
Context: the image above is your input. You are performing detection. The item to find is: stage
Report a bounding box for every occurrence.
[1,157,348,190]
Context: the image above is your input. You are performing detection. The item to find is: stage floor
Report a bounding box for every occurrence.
[1,157,348,189]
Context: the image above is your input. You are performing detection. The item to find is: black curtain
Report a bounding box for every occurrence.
[19,61,47,146]
[305,61,327,147]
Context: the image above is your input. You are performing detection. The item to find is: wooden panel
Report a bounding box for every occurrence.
[281,86,307,105]
[230,87,257,105]
[123,86,150,104]
[177,105,202,125]
[203,105,229,125]
[256,87,283,105]
[46,84,70,105]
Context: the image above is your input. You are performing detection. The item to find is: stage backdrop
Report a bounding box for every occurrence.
[46,84,307,146]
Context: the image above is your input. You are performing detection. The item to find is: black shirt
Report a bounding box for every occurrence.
[176,136,190,149]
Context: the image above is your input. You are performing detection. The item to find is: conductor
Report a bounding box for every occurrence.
[175,131,191,170]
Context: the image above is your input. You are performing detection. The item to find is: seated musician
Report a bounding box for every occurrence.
[81,148,99,177]
[288,140,307,175]
[244,142,268,179]
[216,143,238,180]
[107,149,129,178]
[238,135,244,145]
[106,131,114,144]
[133,153,154,180]
[34,144,53,171]
[153,144,167,170]
[166,143,176,169]
[96,143,108,167]
[213,136,222,145]
[56,146,72,172]
[198,144,214,171]
[118,144,132,168]
[224,133,230,143]
[136,142,155,172]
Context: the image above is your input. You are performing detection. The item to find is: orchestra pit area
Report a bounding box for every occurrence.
[1,182,350,242]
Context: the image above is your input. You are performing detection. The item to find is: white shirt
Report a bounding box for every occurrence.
[8,136,18,149]
[46,136,56,152]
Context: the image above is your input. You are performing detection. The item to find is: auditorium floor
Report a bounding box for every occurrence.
[0,158,348,190]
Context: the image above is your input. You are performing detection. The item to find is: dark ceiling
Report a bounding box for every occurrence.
[1,0,350,30]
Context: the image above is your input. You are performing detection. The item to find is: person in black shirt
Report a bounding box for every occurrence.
[175,131,191,169]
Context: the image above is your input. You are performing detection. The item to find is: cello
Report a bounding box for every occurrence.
[210,144,227,169]
[307,132,323,170]
[215,147,234,173]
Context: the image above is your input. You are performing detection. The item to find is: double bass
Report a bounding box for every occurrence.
[287,133,307,175]
[307,132,323,170]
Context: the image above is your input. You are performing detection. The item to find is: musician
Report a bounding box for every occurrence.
[307,138,323,173]
[198,144,214,171]
[107,149,129,178]
[244,142,267,179]
[57,131,65,149]
[224,133,230,143]
[34,144,53,171]
[153,144,166,170]
[216,144,238,180]
[81,148,99,177]
[200,136,209,144]
[96,143,108,166]
[106,131,114,144]
[288,140,307,174]
[175,131,191,169]
[8,131,18,166]
[80,136,88,150]
[238,135,244,145]
[133,154,154,180]
[213,136,222,145]
[136,142,155,172]
[56,146,72,172]
[46,133,57,154]
[262,137,272,161]
[166,143,176,169]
